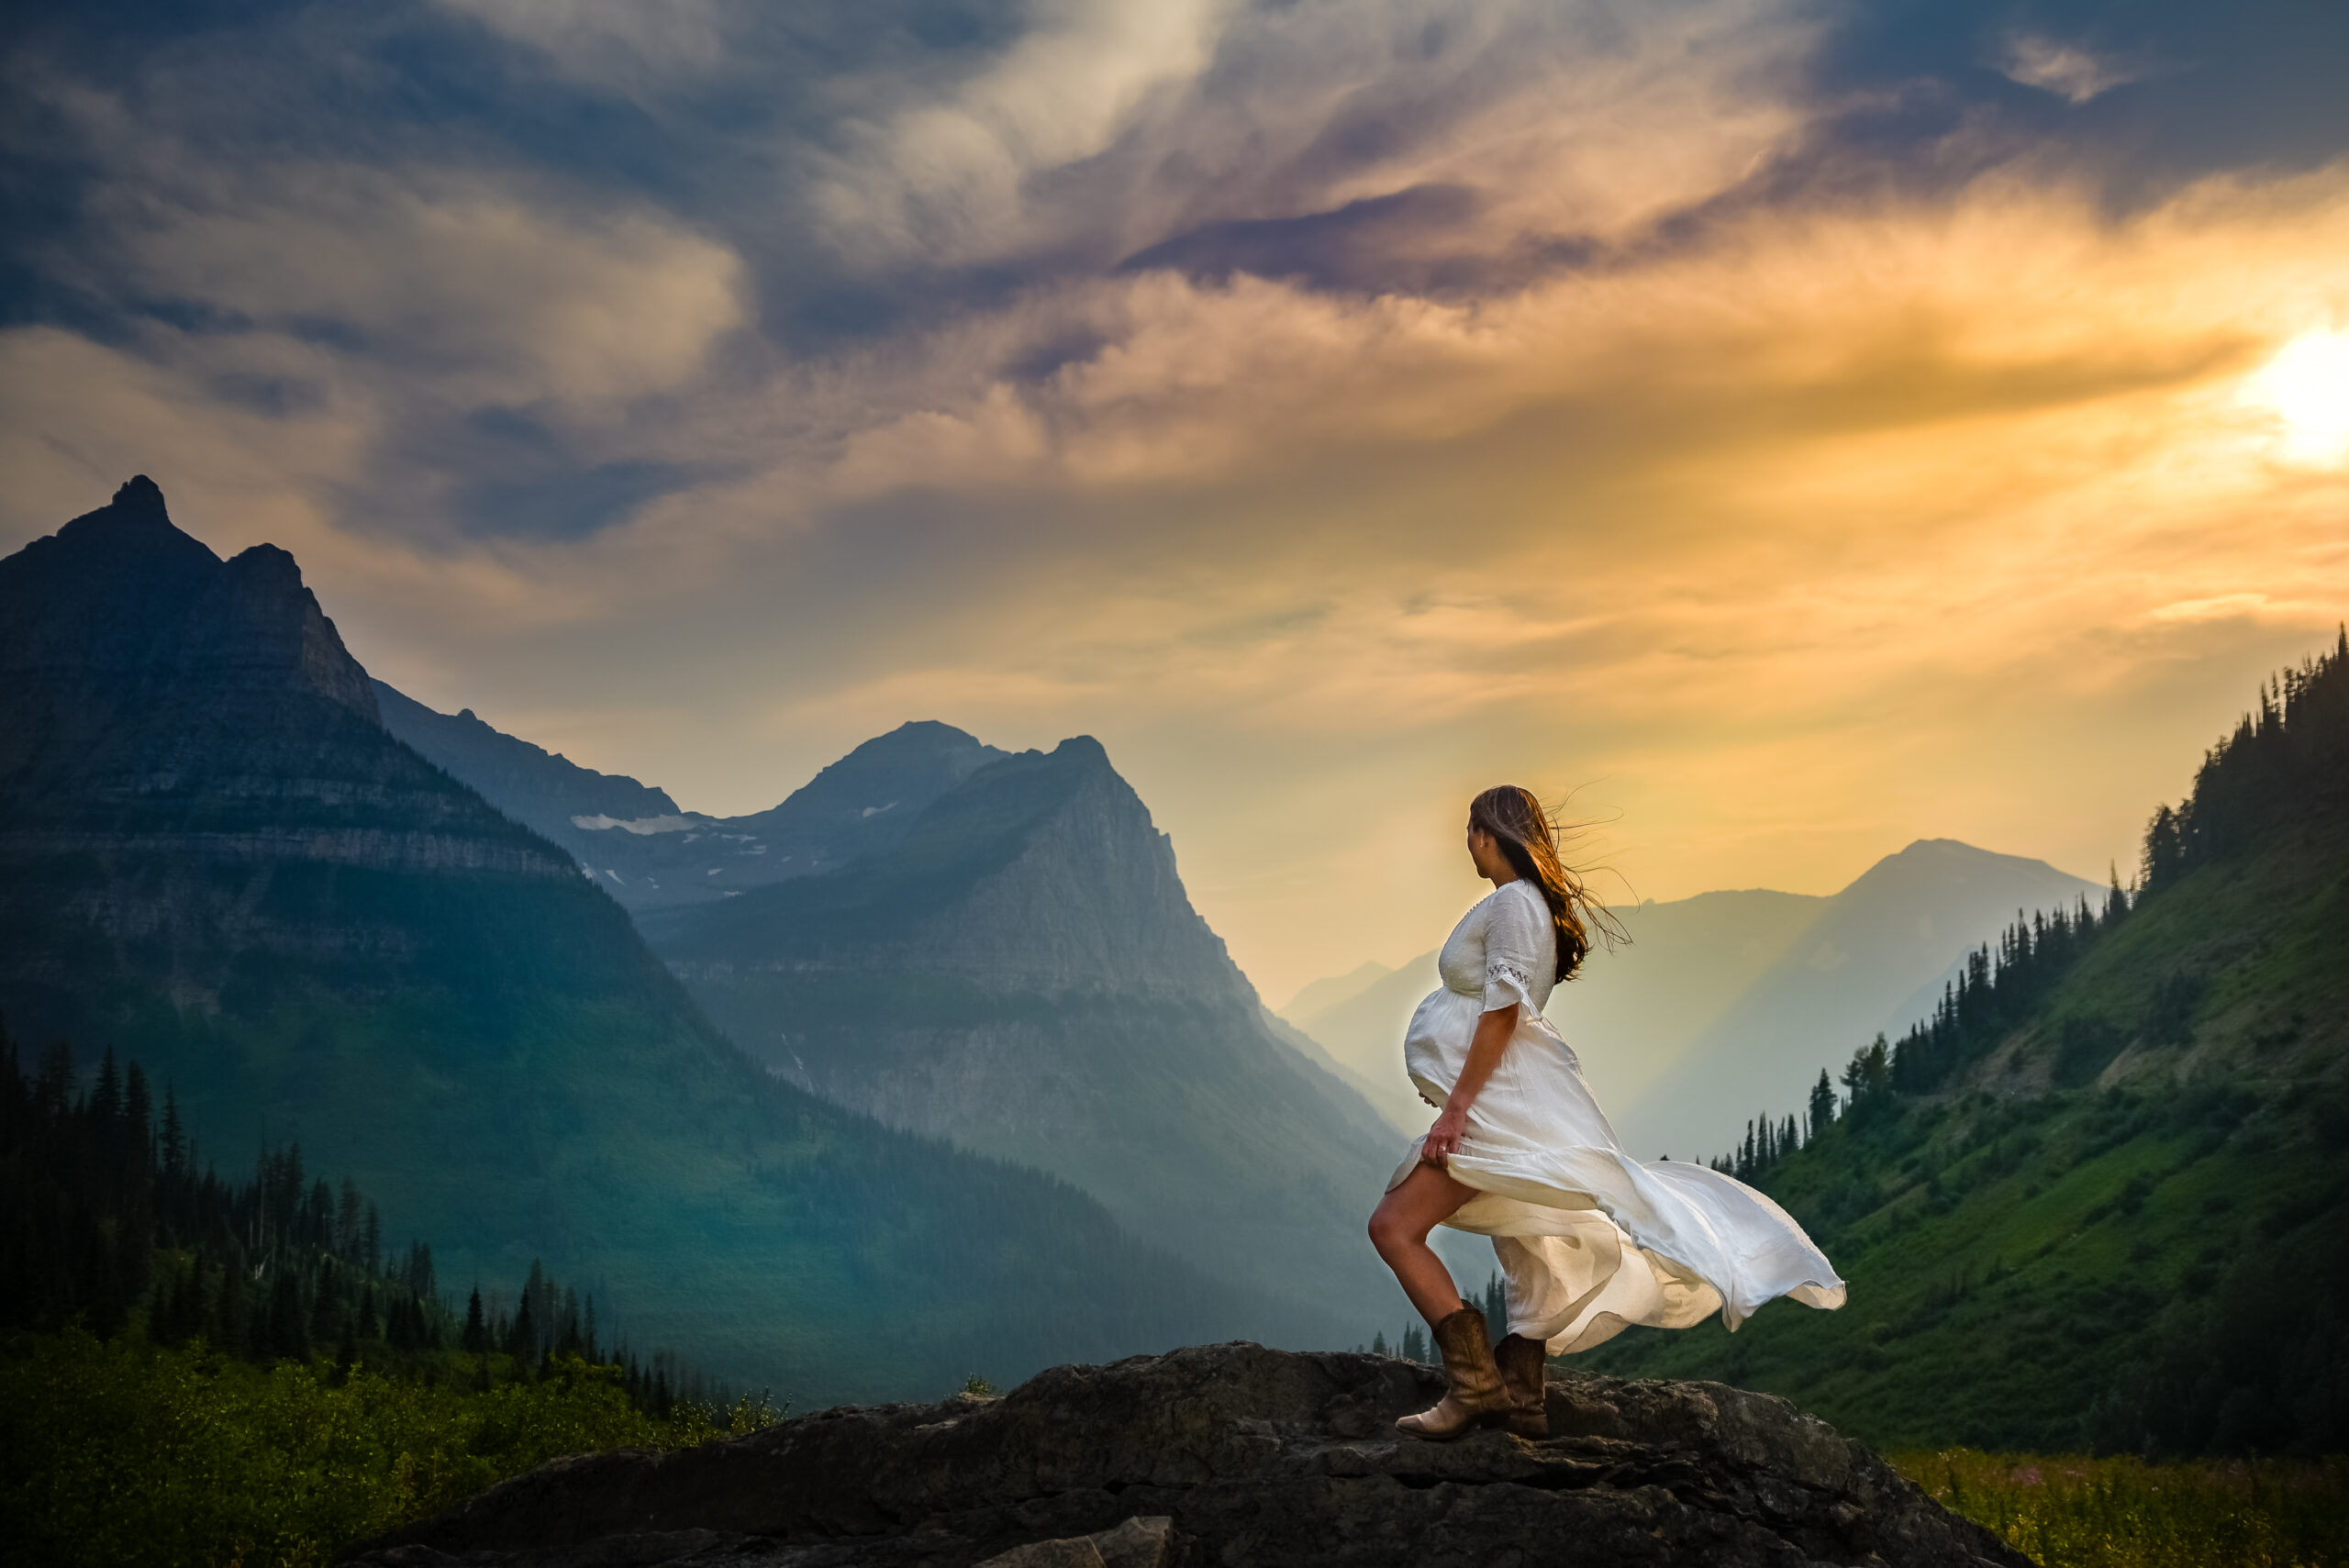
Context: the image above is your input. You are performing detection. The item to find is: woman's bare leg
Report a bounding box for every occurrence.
[1368,1161,1479,1324]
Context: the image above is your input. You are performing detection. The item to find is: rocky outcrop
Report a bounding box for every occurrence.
[346,1343,2027,1568]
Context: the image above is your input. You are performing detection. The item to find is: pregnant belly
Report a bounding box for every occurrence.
[1403,987,1575,1109]
[1403,988,1484,1105]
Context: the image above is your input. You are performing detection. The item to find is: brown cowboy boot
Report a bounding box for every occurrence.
[1395,1305,1510,1440]
[1493,1333,1550,1438]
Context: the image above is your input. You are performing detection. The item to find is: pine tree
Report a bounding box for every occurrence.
[509,1291,536,1362]
[158,1086,186,1181]
[335,1179,362,1258]
[463,1286,487,1354]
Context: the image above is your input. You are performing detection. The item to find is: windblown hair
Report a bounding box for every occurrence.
[1468,785,1622,984]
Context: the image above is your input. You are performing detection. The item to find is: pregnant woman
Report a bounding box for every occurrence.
[1368,785,1846,1440]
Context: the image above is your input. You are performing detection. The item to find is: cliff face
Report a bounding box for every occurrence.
[649,740,1407,1329]
[349,1341,2030,1568]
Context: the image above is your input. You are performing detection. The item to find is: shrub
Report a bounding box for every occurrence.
[0,1329,769,1568]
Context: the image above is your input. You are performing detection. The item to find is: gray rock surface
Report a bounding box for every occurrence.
[344,1343,2030,1568]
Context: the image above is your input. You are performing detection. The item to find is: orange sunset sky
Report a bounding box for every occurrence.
[4,0,2344,997]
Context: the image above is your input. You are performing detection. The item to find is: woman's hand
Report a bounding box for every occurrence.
[1422,1002,1515,1168]
[1421,1104,1468,1165]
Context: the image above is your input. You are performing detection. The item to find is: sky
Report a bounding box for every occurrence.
[3,0,2345,1003]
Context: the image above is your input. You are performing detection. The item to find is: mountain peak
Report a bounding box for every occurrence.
[1851,838,2092,899]
[111,473,167,513]
[0,478,377,745]
[33,473,219,580]
[1050,733,1112,768]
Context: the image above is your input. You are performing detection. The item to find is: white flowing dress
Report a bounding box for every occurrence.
[1392,879,1847,1353]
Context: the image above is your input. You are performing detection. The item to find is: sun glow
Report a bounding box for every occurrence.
[2246,329,2349,464]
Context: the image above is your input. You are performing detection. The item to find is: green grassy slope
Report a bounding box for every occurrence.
[1577,694,2348,1457]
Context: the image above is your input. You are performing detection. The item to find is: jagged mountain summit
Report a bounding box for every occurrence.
[379,690,1004,910]
[0,477,1339,1399]
[644,737,1406,1324]
[349,1341,2026,1568]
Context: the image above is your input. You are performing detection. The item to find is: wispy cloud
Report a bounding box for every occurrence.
[1994,33,2145,106]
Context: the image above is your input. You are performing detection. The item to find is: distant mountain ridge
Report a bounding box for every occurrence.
[371,681,680,838]
[1623,839,2104,1157]
[0,477,1335,1400]
[379,694,1006,911]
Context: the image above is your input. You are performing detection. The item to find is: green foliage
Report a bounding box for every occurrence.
[2142,626,2349,892]
[0,1329,771,1568]
[1604,640,2349,1456]
[1585,1079,2349,1452]
[1892,1449,2349,1568]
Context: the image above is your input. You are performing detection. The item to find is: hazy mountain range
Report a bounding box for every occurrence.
[374,686,1003,912]
[1282,845,2103,1160]
[0,478,1370,1400]
[385,704,1404,1312]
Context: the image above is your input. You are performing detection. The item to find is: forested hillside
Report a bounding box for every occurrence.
[0,1035,719,1413]
[1578,632,2349,1457]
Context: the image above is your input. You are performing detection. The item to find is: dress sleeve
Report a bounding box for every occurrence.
[1481,885,1548,1015]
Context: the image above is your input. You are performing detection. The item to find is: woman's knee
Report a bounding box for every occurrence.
[1367,1205,1419,1257]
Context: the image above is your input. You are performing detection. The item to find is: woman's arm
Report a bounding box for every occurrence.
[1421,1003,1518,1163]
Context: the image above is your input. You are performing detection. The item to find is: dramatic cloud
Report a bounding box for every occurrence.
[2,0,2343,994]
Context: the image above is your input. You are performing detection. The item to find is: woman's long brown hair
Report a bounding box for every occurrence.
[1468,784,1622,984]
